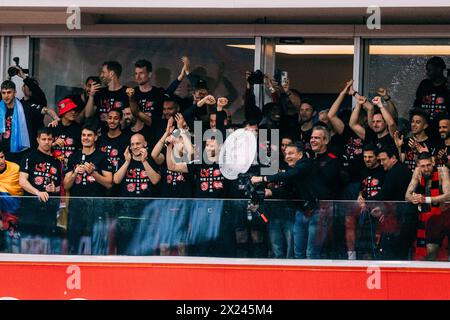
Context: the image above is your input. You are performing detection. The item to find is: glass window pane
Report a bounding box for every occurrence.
[34,38,254,122]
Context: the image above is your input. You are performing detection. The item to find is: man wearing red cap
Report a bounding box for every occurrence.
[52,98,82,168]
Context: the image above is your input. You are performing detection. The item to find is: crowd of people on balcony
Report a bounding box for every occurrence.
[0,55,449,261]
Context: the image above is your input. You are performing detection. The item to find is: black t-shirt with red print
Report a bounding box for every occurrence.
[117,158,160,197]
[94,86,129,128]
[401,137,436,172]
[52,122,82,167]
[359,165,386,200]
[20,150,62,196]
[414,79,450,121]
[65,149,112,197]
[187,161,228,198]
[0,108,14,153]
[134,86,165,127]
[97,132,130,173]
[434,142,450,168]
[161,166,193,198]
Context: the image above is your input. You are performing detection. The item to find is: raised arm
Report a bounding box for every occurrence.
[113,147,131,184]
[328,80,353,135]
[82,81,101,119]
[152,117,174,165]
[349,96,367,140]
[372,96,397,137]
[377,87,399,120]
[405,167,421,203]
[166,141,188,173]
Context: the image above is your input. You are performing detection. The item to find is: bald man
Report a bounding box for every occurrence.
[113,133,161,197]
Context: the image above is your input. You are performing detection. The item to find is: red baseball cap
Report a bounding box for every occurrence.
[57,98,78,117]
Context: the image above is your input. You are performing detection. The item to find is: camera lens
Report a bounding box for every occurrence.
[7,66,18,77]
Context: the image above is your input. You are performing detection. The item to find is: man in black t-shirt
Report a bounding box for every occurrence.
[52,98,82,168]
[113,133,161,255]
[435,114,450,168]
[414,57,450,141]
[97,109,130,174]
[346,144,386,260]
[414,57,450,122]
[167,136,228,256]
[298,99,316,154]
[114,133,160,197]
[84,61,129,131]
[394,108,436,172]
[150,118,193,256]
[128,59,166,129]
[19,127,62,253]
[63,123,113,254]
[65,76,101,123]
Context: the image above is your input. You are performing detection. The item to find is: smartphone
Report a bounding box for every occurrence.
[281,71,288,86]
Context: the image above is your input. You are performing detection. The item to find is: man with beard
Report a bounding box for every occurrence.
[298,99,316,154]
[346,144,386,259]
[394,108,435,172]
[406,152,450,260]
[64,123,113,254]
[434,113,450,167]
[84,61,129,131]
[122,107,153,149]
[97,109,130,175]
[19,127,62,253]
[128,59,166,129]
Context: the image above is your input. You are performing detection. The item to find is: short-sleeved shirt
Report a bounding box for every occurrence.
[97,132,130,173]
[365,128,395,150]
[187,161,228,198]
[359,165,386,200]
[20,150,62,196]
[401,137,436,172]
[65,149,112,197]
[414,79,450,121]
[340,125,365,182]
[94,86,129,126]
[161,166,193,198]
[134,86,165,126]
[116,158,160,197]
[52,122,82,167]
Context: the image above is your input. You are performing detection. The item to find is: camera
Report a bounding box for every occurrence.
[247,69,264,85]
[238,173,268,223]
[7,57,29,78]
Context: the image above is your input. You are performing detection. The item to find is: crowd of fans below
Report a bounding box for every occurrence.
[0,55,449,261]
